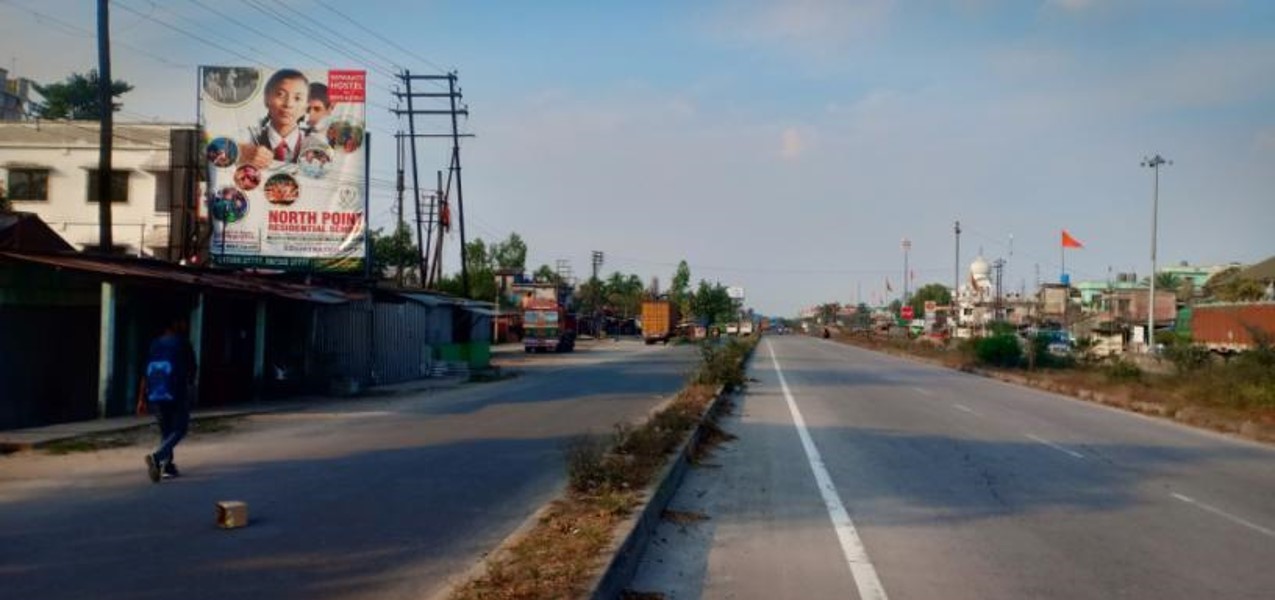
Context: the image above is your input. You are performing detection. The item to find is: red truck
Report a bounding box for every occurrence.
[522,297,577,353]
[1191,302,1275,353]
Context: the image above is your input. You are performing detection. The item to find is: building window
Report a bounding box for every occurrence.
[87,169,130,203]
[7,168,49,201]
[153,170,172,212]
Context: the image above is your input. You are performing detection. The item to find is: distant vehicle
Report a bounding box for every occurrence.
[1191,303,1275,354]
[523,297,576,353]
[641,300,681,345]
[739,320,755,336]
[725,323,740,335]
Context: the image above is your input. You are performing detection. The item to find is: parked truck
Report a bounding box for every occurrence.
[1190,302,1275,354]
[641,300,681,345]
[522,297,577,353]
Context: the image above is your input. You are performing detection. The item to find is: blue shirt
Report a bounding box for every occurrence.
[146,333,196,402]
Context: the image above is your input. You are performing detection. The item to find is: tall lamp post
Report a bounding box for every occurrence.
[901,237,912,304]
[1141,154,1171,352]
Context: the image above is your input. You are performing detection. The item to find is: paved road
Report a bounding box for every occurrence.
[631,335,1275,599]
[0,340,697,600]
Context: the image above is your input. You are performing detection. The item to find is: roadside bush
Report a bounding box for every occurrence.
[1103,359,1143,383]
[694,337,756,391]
[565,435,621,492]
[975,334,1021,368]
[1163,342,1212,374]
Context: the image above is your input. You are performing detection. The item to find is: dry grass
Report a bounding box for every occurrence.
[834,333,1275,440]
[449,338,757,600]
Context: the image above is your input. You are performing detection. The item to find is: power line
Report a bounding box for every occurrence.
[112,1,269,68]
[314,0,452,80]
[0,0,190,70]
[237,0,398,80]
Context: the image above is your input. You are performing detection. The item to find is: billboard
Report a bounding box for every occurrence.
[200,66,367,271]
[726,286,746,300]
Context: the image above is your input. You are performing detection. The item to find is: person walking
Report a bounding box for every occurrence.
[136,316,198,483]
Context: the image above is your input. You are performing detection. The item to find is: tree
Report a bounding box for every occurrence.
[691,280,734,326]
[533,264,560,284]
[603,272,646,319]
[437,237,498,301]
[491,232,527,271]
[370,223,419,286]
[908,283,953,318]
[670,260,692,316]
[1153,272,1182,292]
[33,70,133,119]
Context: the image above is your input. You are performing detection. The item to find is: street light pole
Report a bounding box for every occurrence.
[901,237,912,305]
[1141,154,1171,352]
[953,221,961,310]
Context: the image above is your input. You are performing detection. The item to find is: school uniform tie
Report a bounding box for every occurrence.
[274,140,288,162]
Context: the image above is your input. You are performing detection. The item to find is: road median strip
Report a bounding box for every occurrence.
[439,337,758,600]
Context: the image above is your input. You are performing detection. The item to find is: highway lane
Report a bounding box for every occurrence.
[631,335,1275,599]
[0,340,698,600]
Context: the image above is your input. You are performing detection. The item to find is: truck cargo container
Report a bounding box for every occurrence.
[1190,302,1275,353]
[641,300,680,345]
[523,297,576,353]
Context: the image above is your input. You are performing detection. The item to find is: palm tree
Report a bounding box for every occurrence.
[1155,272,1183,292]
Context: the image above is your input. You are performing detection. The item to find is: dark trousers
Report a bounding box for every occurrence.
[149,399,189,465]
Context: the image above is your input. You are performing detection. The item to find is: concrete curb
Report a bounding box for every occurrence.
[584,382,730,600]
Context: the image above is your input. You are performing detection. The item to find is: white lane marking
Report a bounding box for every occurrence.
[1171,492,1275,538]
[1024,433,1085,459]
[912,387,934,397]
[766,339,889,600]
[953,403,977,415]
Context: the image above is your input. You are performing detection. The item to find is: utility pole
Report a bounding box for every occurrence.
[398,73,426,281]
[901,238,911,304]
[431,173,447,289]
[96,0,113,252]
[393,73,474,290]
[446,73,470,298]
[395,131,405,228]
[592,250,604,337]
[1141,154,1170,351]
[993,258,1006,322]
[953,221,961,308]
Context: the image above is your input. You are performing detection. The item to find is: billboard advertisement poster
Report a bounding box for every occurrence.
[726,286,746,300]
[200,66,367,271]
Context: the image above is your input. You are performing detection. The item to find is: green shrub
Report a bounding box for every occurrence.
[694,337,756,391]
[1103,359,1143,382]
[975,334,1022,368]
[1163,343,1211,374]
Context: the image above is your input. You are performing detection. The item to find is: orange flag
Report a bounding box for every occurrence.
[1061,230,1083,249]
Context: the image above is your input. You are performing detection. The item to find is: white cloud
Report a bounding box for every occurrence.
[703,0,895,58]
[780,127,804,160]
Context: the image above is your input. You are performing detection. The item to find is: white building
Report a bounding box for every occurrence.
[0,121,193,257]
[953,256,995,336]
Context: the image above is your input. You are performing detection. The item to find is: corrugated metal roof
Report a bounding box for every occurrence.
[0,121,193,149]
[0,251,362,304]
[397,292,452,306]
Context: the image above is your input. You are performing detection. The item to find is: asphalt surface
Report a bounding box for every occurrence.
[0,340,698,600]
[630,335,1275,599]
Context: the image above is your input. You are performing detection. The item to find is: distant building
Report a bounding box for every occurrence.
[0,68,35,121]
[0,121,195,258]
[1160,261,1236,294]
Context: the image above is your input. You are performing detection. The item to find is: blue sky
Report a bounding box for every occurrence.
[2,0,1273,315]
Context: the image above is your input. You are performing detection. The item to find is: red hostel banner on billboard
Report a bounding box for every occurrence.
[200,66,367,271]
